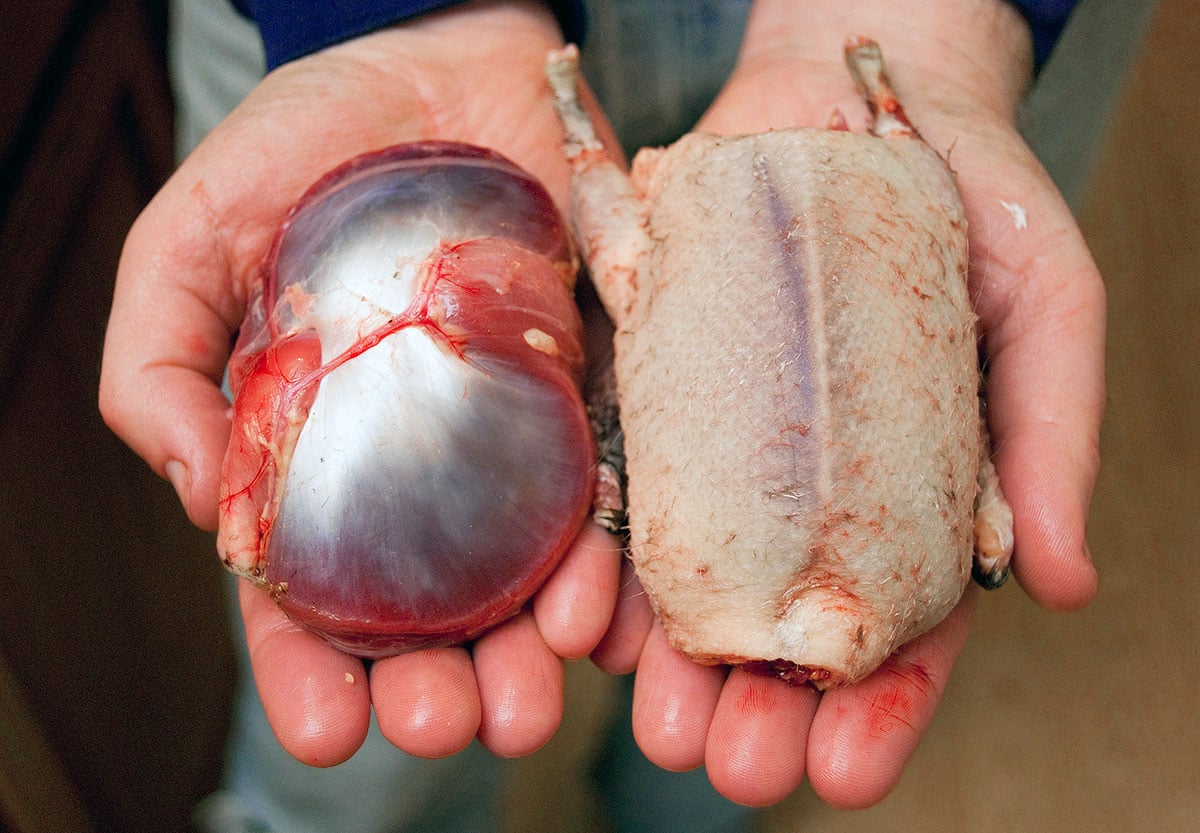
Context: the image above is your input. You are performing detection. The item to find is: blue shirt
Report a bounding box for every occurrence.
[233,0,1073,72]
[233,0,585,69]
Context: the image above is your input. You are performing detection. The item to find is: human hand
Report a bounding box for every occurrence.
[593,0,1105,808]
[99,0,624,767]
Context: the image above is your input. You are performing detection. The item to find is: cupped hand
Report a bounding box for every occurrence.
[593,0,1105,809]
[99,0,623,766]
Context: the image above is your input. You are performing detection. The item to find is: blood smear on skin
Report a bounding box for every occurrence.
[862,657,934,738]
[735,675,781,717]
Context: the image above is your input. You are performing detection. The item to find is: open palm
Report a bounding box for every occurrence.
[100,3,623,767]
[595,0,1105,809]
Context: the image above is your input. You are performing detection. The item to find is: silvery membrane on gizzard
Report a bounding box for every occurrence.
[217,141,595,657]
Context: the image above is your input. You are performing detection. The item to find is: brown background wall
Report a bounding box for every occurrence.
[0,2,234,832]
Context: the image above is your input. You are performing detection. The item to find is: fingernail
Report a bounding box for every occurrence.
[165,459,190,505]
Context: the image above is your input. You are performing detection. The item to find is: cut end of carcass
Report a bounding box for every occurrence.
[844,37,917,139]
[742,659,837,688]
[545,45,604,159]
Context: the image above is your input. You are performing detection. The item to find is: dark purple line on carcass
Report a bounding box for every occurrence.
[754,152,822,511]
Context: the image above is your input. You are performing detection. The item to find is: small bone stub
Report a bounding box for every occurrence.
[217,142,595,657]
[548,40,1013,687]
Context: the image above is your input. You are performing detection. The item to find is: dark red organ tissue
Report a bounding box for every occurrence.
[217,142,594,657]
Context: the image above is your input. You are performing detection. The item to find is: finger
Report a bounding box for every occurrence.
[590,560,654,674]
[370,646,481,758]
[533,523,623,659]
[704,668,818,807]
[966,155,1105,610]
[991,415,1101,609]
[472,610,563,757]
[238,580,371,767]
[99,193,245,531]
[806,589,976,808]
[631,621,725,772]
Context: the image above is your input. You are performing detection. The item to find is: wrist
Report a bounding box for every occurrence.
[242,0,583,212]
[263,0,566,138]
[737,0,1033,122]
